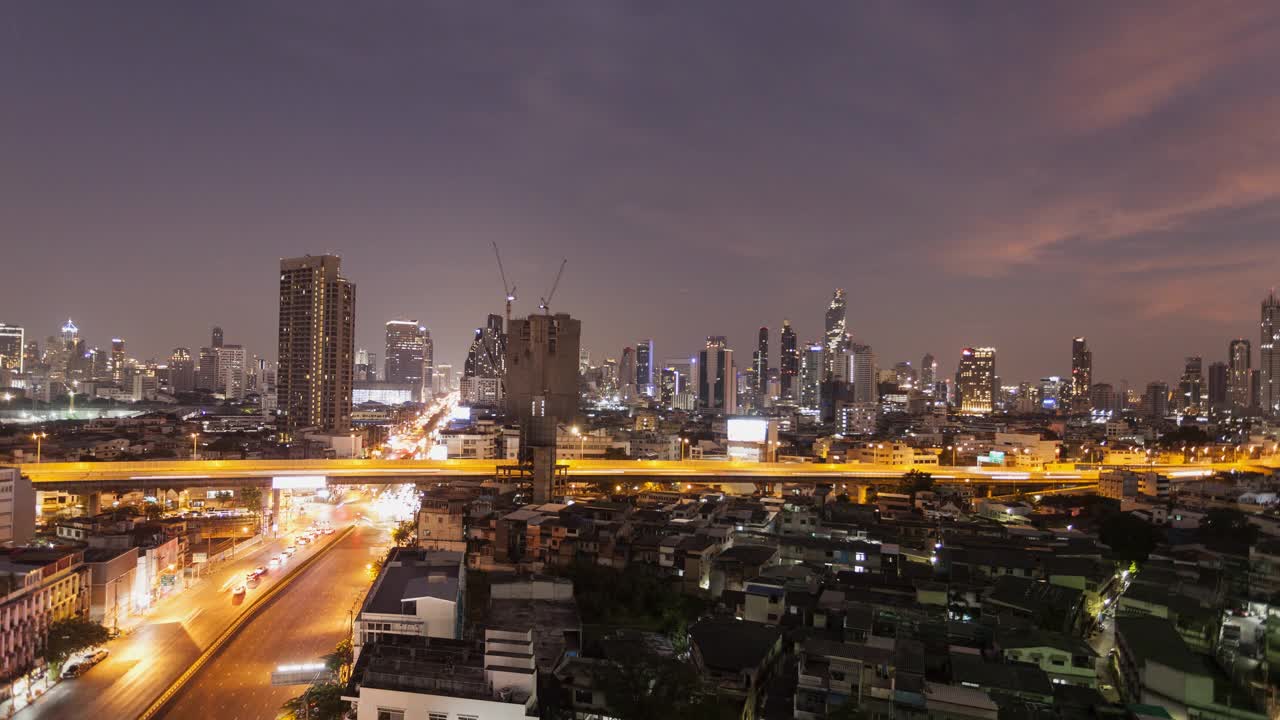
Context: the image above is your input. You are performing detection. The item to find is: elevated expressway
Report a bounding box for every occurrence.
[15,457,1277,497]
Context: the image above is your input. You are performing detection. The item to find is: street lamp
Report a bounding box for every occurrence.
[681,437,689,460]
[31,432,46,463]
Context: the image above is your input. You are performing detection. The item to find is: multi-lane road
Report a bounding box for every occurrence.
[21,500,371,720]
[156,519,385,719]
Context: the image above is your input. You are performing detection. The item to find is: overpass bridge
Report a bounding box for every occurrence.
[15,457,1276,496]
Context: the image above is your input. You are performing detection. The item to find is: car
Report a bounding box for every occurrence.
[233,585,246,597]
[267,558,280,570]
[245,571,257,582]
[253,566,266,576]
[61,663,84,679]
[296,536,310,546]
[284,545,296,555]
[85,648,109,665]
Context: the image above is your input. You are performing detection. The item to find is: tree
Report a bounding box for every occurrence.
[903,469,934,494]
[592,640,729,720]
[43,618,111,674]
[323,638,353,680]
[142,502,164,520]
[1099,512,1159,566]
[239,485,263,511]
[280,681,346,720]
[1156,425,1209,449]
[1199,508,1258,552]
[391,520,417,547]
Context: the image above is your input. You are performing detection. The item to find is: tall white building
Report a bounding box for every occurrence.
[698,336,736,415]
[217,344,247,400]
[849,343,877,404]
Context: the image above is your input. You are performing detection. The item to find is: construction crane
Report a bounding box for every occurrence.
[539,258,568,314]
[491,242,517,326]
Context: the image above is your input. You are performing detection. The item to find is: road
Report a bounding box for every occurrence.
[156,518,388,719]
[20,500,360,720]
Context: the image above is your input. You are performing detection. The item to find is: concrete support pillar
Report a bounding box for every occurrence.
[87,492,102,516]
[855,484,869,504]
[531,446,556,504]
[271,488,281,535]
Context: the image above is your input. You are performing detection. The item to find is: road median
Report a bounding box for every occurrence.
[136,524,356,720]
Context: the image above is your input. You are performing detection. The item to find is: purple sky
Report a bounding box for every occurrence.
[4,2,1279,386]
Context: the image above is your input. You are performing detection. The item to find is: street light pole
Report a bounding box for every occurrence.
[191,432,199,460]
[32,433,46,463]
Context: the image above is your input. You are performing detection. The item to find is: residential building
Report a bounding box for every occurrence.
[1229,338,1252,410]
[0,469,36,547]
[0,324,24,374]
[824,289,848,381]
[354,549,466,661]
[1263,292,1280,415]
[0,549,90,682]
[780,321,798,402]
[1070,337,1092,412]
[956,347,996,415]
[277,254,356,438]
[343,630,537,720]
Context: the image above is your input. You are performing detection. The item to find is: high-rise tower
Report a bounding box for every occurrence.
[698,336,736,415]
[384,320,430,401]
[780,321,798,401]
[753,327,769,397]
[1262,292,1280,416]
[277,255,356,438]
[1070,337,1092,412]
[1229,338,1252,410]
[955,347,996,415]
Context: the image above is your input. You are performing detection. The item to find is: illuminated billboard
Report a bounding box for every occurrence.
[449,405,471,421]
[727,417,768,443]
[272,475,327,490]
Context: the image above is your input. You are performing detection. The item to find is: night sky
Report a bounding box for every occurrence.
[4,2,1279,386]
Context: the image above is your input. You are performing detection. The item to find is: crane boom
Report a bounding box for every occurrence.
[492,242,516,326]
[539,258,568,314]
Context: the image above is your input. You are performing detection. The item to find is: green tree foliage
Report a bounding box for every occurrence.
[560,562,705,633]
[391,520,417,547]
[1156,425,1210,449]
[592,641,734,720]
[1199,508,1259,552]
[324,637,353,675]
[280,681,346,720]
[239,485,263,511]
[43,618,111,672]
[903,469,934,494]
[1099,512,1160,565]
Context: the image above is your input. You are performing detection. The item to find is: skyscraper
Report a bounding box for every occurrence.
[635,339,654,397]
[1262,292,1280,416]
[503,312,581,422]
[277,254,356,438]
[850,343,877,404]
[1179,356,1203,414]
[823,289,848,381]
[1070,337,1092,412]
[1144,381,1170,419]
[753,327,769,397]
[0,324,23,374]
[462,314,506,406]
[920,353,936,392]
[169,347,195,393]
[955,347,996,415]
[384,320,430,400]
[1229,338,1251,410]
[1207,361,1228,412]
[799,342,823,411]
[618,346,637,402]
[109,338,126,383]
[779,320,798,401]
[197,345,218,391]
[218,344,247,400]
[698,336,736,415]
[211,326,224,349]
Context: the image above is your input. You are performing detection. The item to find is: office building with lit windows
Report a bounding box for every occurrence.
[276,254,356,438]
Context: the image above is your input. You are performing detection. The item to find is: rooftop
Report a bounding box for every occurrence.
[1115,615,1210,677]
[690,619,781,672]
[362,548,463,616]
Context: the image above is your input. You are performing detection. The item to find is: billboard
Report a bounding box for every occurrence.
[727,417,768,443]
[449,405,472,421]
[272,475,327,490]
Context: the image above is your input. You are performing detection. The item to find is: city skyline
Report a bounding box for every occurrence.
[6,3,1280,384]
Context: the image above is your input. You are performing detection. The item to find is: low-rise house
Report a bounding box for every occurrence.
[354,549,465,661]
[689,619,782,718]
[993,626,1098,687]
